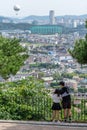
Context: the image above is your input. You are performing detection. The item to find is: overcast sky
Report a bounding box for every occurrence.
[0,0,87,17]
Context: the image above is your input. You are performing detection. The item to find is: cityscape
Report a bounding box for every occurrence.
[0,0,87,130]
[0,10,87,94]
[0,2,87,128]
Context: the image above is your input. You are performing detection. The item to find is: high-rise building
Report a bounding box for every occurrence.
[49,10,55,25]
[73,20,78,28]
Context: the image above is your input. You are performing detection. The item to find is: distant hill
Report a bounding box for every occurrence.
[23,14,87,21]
[56,14,87,20]
[23,15,49,20]
[0,14,87,23]
[0,16,13,22]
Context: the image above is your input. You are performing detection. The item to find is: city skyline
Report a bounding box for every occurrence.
[0,0,87,17]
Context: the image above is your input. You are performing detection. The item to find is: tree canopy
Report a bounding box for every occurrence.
[0,36,28,79]
[0,77,51,120]
[69,21,87,65]
[68,39,87,65]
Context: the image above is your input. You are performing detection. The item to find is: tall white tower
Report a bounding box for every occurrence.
[73,20,77,28]
[49,10,55,25]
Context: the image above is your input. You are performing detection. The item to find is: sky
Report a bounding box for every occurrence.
[0,0,87,18]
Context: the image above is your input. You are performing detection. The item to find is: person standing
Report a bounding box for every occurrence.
[51,89,62,122]
[59,81,72,123]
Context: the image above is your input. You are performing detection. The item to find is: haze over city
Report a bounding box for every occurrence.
[0,0,87,17]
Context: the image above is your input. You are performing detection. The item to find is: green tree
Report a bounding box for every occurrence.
[0,77,51,120]
[69,39,87,65]
[68,22,87,65]
[61,72,76,79]
[53,72,62,82]
[0,36,28,79]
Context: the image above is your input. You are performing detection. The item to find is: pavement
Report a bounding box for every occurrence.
[0,120,87,130]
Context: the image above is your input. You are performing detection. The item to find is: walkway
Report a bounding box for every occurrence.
[0,120,87,130]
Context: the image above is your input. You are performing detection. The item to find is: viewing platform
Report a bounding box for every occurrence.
[0,120,87,130]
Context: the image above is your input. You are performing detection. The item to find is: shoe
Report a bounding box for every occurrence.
[68,116,72,123]
[57,120,61,123]
[68,119,72,123]
[52,120,59,123]
[52,120,56,122]
[63,118,67,123]
[55,120,58,122]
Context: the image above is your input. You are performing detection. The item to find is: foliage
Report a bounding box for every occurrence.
[79,74,87,78]
[30,63,59,69]
[0,77,51,120]
[68,21,87,65]
[0,36,28,79]
[78,87,87,93]
[0,77,87,121]
[53,72,62,82]
[69,39,87,65]
[50,82,59,88]
[61,72,76,79]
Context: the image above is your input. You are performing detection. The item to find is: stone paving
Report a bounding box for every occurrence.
[0,120,87,130]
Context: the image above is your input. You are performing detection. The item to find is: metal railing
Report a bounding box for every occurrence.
[0,93,87,122]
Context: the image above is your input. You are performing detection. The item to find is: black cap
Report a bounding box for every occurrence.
[59,81,65,86]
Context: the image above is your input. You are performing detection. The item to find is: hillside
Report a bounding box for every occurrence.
[0,14,87,23]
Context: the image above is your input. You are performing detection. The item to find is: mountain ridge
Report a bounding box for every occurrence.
[0,14,87,23]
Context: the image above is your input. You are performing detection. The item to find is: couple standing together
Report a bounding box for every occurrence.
[51,81,72,123]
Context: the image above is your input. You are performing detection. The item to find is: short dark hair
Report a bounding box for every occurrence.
[59,81,65,86]
[54,89,60,96]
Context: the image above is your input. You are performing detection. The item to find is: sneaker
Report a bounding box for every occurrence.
[63,118,67,123]
[57,120,61,123]
[50,119,55,122]
[52,119,56,122]
[68,119,72,123]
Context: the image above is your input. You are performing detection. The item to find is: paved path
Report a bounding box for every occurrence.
[0,120,87,130]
